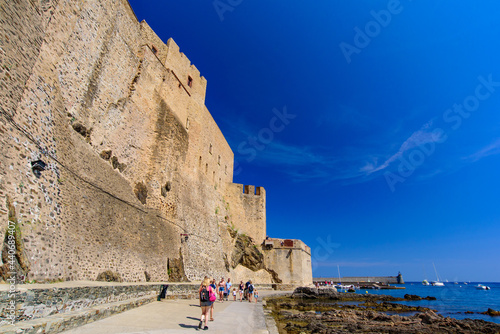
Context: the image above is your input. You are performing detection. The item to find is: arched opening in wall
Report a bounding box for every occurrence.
[187,76,193,88]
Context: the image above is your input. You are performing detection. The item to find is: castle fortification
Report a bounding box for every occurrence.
[0,0,312,286]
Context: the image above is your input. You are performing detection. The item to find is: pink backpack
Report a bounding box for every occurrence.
[209,286,216,302]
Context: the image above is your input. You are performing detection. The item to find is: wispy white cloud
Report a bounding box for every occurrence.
[465,138,500,162]
[364,120,445,174]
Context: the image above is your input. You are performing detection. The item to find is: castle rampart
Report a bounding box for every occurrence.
[225,183,266,243]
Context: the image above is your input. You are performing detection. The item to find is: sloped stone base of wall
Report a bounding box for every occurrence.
[0,282,203,333]
[1,295,154,334]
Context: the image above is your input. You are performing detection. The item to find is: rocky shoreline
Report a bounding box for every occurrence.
[264,287,500,334]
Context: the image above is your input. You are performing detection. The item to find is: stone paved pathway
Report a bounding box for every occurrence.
[62,291,284,334]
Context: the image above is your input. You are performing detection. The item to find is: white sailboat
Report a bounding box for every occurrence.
[431,262,444,286]
[335,265,355,291]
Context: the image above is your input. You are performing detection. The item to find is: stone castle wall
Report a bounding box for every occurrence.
[0,0,311,285]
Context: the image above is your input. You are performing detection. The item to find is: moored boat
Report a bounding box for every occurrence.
[476,284,491,290]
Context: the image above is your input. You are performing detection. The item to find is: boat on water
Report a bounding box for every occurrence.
[431,262,445,286]
[422,280,430,286]
[476,284,491,290]
[431,281,445,286]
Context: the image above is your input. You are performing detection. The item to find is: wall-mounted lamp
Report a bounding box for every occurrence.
[31,160,47,178]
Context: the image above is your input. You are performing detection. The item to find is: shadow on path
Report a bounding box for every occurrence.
[178,323,199,329]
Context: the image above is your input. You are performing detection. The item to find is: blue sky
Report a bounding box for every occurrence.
[128,0,500,282]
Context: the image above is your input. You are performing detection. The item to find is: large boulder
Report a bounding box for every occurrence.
[291,287,339,299]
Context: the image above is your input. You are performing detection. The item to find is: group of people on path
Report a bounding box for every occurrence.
[198,276,259,330]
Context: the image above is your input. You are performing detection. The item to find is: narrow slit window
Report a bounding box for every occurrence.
[187,76,193,88]
[151,45,158,54]
[209,143,213,154]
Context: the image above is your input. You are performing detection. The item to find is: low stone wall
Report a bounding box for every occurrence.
[0,282,204,332]
[1,284,160,323]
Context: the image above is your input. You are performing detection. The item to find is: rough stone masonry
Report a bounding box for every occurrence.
[0,0,312,286]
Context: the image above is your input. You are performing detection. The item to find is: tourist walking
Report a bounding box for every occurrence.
[244,280,251,300]
[198,278,213,330]
[248,280,254,302]
[209,278,216,321]
[254,289,259,303]
[239,281,244,302]
[225,278,232,301]
[218,278,225,302]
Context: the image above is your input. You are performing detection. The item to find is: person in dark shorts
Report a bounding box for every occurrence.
[198,278,213,330]
[209,278,217,321]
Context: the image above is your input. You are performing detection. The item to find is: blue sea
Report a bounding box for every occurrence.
[360,282,500,324]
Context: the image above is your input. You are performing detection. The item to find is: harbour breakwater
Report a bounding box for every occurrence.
[264,287,500,334]
[314,272,404,285]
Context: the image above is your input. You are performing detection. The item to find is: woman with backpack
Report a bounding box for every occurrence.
[198,277,214,330]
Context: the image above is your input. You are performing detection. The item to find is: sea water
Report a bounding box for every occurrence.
[362,282,500,324]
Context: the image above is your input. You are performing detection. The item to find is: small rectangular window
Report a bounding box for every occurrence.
[151,46,158,54]
[187,76,193,88]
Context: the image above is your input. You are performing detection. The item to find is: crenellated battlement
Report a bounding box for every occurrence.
[139,21,207,104]
[164,38,207,104]
[243,184,265,196]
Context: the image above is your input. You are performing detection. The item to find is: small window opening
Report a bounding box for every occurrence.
[151,46,158,54]
[187,76,193,87]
